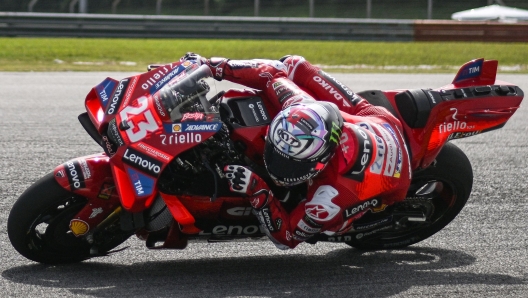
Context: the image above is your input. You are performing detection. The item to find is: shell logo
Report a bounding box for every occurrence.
[172,124,182,132]
[372,204,388,213]
[69,219,89,236]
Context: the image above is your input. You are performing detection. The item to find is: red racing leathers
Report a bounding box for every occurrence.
[205,55,412,249]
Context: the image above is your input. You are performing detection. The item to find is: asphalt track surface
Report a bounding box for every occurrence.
[0,71,527,298]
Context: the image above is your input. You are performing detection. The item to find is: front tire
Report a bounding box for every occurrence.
[7,173,130,264]
[347,142,473,250]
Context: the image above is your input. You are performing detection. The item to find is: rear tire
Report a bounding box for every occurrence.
[7,173,130,264]
[346,142,473,250]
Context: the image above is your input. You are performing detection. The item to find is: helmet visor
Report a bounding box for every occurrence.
[264,141,319,185]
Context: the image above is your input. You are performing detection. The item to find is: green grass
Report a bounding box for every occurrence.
[1,37,527,72]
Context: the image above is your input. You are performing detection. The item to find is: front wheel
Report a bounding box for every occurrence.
[346,142,473,250]
[7,173,131,264]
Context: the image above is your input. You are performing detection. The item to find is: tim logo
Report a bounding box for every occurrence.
[454,59,483,83]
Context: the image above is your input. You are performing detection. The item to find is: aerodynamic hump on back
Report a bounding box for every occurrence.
[452,58,498,87]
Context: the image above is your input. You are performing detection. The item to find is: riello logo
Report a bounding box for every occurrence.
[438,121,474,134]
[141,65,174,90]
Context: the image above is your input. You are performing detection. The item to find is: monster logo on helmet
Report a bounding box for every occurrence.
[329,122,342,145]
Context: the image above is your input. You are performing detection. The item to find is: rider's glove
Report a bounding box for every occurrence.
[206,57,229,81]
[224,165,270,210]
[179,52,229,81]
[179,52,206,65]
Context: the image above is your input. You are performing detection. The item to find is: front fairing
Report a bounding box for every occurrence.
[85,62,222,212]
[54,154,122,236]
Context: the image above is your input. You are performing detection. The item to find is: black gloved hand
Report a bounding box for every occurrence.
[224,165,270,209]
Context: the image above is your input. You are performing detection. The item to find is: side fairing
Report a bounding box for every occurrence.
[108,94,219,212]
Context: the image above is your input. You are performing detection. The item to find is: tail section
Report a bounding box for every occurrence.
[452,58,498,87]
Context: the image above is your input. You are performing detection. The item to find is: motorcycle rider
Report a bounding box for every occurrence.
[181,53,412,249]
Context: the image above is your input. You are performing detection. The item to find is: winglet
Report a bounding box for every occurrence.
[452,58,498,87]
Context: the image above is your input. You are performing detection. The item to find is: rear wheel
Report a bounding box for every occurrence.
[346,142,473,250]
[7,173,131,264]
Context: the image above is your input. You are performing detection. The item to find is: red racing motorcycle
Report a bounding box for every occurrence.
[8,58,524,264]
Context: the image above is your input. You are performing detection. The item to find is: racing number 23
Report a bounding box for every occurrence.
[119,96,158,143]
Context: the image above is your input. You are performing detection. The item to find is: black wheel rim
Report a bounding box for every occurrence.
[26,195,90,255]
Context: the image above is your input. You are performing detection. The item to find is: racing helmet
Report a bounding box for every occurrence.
[264,101,344,186]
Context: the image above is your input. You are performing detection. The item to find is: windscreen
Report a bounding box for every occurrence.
[158,64,217,122]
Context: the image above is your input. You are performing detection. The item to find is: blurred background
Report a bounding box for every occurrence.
[3,0,528,20]
[2,0,527,71]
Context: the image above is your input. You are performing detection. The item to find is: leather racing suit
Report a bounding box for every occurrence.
[203,55,412,249]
